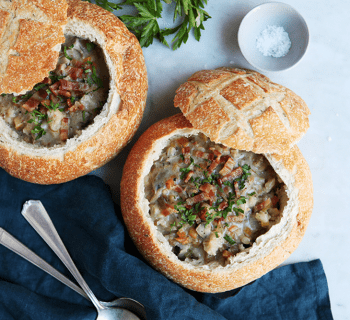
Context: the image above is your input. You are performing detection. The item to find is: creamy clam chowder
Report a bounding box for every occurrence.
[145,133,287,267]
[0,36,109,146]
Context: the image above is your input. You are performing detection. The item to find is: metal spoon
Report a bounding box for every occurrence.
[21,200,146,320]
[0,227,146,319]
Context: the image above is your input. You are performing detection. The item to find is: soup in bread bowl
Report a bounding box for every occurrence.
[0,0,147,184]
[120,68,313,292]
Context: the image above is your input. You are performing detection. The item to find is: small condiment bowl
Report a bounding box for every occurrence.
[238,2,309,72]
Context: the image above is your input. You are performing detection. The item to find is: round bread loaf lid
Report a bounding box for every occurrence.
[174,67,310,155]
[0,0,68,95]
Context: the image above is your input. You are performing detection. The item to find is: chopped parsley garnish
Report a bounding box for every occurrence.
[86,42,95,52]
[43,100,59,111]
[202,171,218,184]
[31,125,46,140]
[236,196,247,206]
[223,181,233,188]
[235,164,252,189]
[27,110,48,140]
[248,192,256,196]
[190,177,201,189]
[34,83,47,91]
[12,97,18,103]
[70,96,76,104]
[180,154,185,160]
[180,157,194,179]
[49,73,65,83]
[233,207,244,216]
[20,93,33,100]
[174,201,202,227]
[224,234,236,245]
[27,110,47,124]
[91,66,103,88]
[86,76,94,86]
[215,232,219,238]
[84,69,92,73]
[64,46,72,60]
[1,93,6,97]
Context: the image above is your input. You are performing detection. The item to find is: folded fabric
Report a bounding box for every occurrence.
[0,168,333,320]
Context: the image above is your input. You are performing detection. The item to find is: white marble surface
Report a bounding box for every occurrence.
[92,1,350,318]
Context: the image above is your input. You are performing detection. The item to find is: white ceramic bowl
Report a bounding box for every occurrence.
[238,2,309,72]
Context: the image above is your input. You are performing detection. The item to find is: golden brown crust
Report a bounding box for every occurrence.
[120,113,313,292]
[0,0,68,94]
[0,0,147,184]
[174,67,310,155]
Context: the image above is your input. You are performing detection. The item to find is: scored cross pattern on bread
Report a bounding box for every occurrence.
[0,0,68,94]
[174,68,310,154]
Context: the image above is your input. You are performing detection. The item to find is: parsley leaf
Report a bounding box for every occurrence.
[27,110,48,140]
[64,46,72,60]
[91,66,103,88]
[43,100,60,111]
[31,125,46,140]
[235,164,252,189]
[34,83,46,91]
[86,42,95,52]
[224,234,236,245]
[174,200,202,227]
[180,157,194,179]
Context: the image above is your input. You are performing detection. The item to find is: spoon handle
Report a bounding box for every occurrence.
[21,200,104,310]
[0,227,89,300]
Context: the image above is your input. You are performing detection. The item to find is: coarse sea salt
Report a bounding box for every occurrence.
[256,25,291,58]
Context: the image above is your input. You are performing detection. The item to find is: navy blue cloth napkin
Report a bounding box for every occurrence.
[0,168,333,320]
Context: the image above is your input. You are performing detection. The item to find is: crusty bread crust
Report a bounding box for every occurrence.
[174,67,310,155]
[0,0,68,94]
[0,0,147,184]
[120,113,313,292]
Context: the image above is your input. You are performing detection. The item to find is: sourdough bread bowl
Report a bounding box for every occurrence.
[0,0,147,184]
[120,68,313,292]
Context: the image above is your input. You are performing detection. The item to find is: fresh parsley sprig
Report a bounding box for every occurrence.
[167,0,211,50]
[87,0,211,50]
